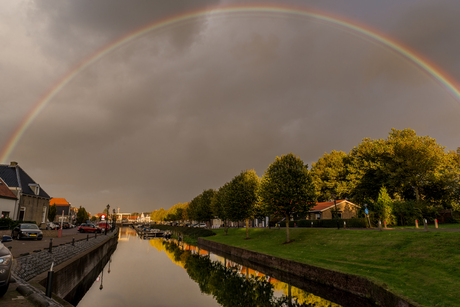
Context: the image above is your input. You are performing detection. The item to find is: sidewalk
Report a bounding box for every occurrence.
[0,228,117,307]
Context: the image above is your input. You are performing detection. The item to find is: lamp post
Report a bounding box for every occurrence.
[331,194,340,230]
[105,204,110,235]
[112,208,116,231]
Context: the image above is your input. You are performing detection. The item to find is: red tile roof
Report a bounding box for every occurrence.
[50,198,70,206]
[309,200,348,212]
[0,178,17,200]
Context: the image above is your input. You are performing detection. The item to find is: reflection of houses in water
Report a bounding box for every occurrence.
[118,227,138,241]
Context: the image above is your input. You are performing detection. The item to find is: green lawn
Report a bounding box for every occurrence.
[204,227,460,307]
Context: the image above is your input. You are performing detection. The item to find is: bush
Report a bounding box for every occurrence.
[152,225,215,239]
[0,219,37,230]
[269,218,368,228]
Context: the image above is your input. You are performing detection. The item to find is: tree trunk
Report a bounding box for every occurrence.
[225,219,228,235]
[246,219,249,239]
[285,213,290,243]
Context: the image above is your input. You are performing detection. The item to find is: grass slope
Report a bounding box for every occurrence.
[205,228,460,307]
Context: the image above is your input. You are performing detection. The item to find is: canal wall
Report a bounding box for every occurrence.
[28,230,119,306]
[198,238,419,307]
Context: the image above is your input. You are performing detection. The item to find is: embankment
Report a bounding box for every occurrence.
[28,230,118,306]
[198,238,418,307]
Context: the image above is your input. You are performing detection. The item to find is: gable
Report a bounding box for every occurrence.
[309,200,360,212]
[0,178,17,200]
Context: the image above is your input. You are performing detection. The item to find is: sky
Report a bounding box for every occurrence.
[1,0,460,215]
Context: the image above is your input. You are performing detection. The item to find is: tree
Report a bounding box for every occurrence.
[211,183,231,235]
[259,153,317,243]
[187,190,216,226]
[76,206,89,224]
[225,170,259,239]
[48,204,57,222]
[374,186,395,226]
[310,150,351,202]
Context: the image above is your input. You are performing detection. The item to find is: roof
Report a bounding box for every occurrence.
[0,178,17,200]
[50,198,70,206]
[309,200,359,212]
[0,163,50,199]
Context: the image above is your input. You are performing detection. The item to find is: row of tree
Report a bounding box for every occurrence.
[151,128,460,238]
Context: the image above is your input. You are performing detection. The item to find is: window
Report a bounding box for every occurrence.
[316,213,321,220]
[1,211,9,218]
[19,208,25,221]
[42,206,47,223]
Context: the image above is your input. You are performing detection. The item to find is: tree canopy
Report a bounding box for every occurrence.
[259,153,316,242]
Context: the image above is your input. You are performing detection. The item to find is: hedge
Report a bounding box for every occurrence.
[0,218,38,230]
[270,218,368,228]
[152,225,215,239]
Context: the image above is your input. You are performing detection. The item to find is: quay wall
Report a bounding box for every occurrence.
[30,231,118,306]
[198,238,419,307]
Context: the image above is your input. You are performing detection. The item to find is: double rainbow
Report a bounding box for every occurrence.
[2,4,459,163]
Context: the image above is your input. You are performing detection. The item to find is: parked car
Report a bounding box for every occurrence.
[0,235,13,297]
[46,222,60,230]
[62,222,71,229]
[77,223,102,233]
[11,223,43,240]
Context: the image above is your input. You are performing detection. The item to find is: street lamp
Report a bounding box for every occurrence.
[105,204,110,235]
[331,194,340,230]
[112,208,116,230]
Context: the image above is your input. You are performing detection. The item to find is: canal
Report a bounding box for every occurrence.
[77,227,375,307]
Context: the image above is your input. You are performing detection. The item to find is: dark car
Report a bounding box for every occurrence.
[77,223,102,233]
[0,236,13,297]
[62,222,70,229]
[11,223,43,240]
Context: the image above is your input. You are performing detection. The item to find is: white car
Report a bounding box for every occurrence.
[46,222,59,230]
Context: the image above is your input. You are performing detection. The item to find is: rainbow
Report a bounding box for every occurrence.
[2,4,460,163]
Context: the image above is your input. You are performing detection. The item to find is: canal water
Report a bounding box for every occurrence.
[77,227,374,307]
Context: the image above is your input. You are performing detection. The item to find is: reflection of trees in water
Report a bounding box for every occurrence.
[162,240,321,307]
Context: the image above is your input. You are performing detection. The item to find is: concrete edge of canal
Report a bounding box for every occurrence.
[24,230,119,306]
[198,238,420,307]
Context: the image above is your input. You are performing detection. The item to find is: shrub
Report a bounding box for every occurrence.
[152,225,215,239]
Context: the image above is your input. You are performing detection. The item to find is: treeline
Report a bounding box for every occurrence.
[151,128,460,231]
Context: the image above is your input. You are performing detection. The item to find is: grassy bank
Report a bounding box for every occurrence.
[204,227,460,307]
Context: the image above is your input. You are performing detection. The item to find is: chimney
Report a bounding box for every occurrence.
[9,161,18,167]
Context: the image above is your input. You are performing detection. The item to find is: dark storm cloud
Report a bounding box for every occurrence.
[27,0,220,62]
[2,0,460,214]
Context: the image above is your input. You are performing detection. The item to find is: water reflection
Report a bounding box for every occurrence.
[161,240,339,307]
[78,228,367,307]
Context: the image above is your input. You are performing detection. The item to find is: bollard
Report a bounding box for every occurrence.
[384,221,387,229]
[415,220,419,228]
[72,238,75,246]
[45,262,54,298]
[435,219,438,229]
[424,219,428,231]
[311,222,313,227]
[48,238,53,253]
[344,221,346,229]
[378,221,382,231]
[87,234,89,241]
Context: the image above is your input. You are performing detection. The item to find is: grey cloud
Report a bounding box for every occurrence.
[3,0,460,214]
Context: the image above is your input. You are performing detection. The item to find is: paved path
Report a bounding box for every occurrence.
[0,228,117,307]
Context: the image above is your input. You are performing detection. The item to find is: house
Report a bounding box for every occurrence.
[307,199,360,220]
[0,162,51,226]
[138,212,151,223]
[50,198,71,222]
[0,178,18,219]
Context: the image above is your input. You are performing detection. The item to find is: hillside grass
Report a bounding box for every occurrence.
[205,227,460,307]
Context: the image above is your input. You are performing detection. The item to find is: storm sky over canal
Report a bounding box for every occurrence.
[1,0,460,214]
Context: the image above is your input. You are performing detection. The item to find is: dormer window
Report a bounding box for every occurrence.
[29,183,40,195]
